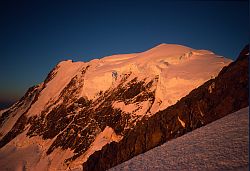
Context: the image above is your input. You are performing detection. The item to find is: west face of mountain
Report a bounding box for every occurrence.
[0,44,238,171]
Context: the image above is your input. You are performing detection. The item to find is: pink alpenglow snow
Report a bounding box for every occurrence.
[0,44,232,171]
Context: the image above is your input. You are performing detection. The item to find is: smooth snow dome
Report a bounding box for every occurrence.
[25,44,231,116]
[110,107,249,171]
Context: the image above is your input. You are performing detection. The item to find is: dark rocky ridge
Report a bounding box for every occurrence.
[82,45,249,171]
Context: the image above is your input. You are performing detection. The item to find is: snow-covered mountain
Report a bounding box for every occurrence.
[83,44,248,171]
[0,44,235,170]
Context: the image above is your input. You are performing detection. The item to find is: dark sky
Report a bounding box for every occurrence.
[0,0,249,106]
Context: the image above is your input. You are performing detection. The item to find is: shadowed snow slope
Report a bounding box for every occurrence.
[110,107,249,171]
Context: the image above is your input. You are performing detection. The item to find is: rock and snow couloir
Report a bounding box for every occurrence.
[0,44,232,171]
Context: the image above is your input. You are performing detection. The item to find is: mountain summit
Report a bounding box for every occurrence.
[0,44,232,170]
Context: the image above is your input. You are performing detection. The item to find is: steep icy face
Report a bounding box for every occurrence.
[71,44,231,110]
[27,60,87,117]
[0,44,232,171]
[83,45,249,171]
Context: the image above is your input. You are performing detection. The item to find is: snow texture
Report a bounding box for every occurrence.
[110,107,249,171]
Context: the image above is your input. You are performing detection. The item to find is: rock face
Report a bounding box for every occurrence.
[110,107,249,171]
[83,45,249,171]
[0,44,233,170]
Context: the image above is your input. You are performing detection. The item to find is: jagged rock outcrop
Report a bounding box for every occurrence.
[110,107,249,171]
[83,45,249,171]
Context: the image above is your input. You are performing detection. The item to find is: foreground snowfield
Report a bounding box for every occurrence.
[110,107,249,171]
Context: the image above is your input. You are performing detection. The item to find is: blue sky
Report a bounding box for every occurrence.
[0,0,248,105]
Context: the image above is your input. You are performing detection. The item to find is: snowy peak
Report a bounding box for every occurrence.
[141,43,193,56]
[79,44,231,103]
[0,44,234,171]
[83,45,249,171]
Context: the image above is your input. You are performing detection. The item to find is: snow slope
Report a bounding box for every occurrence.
[110,107,249,171]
